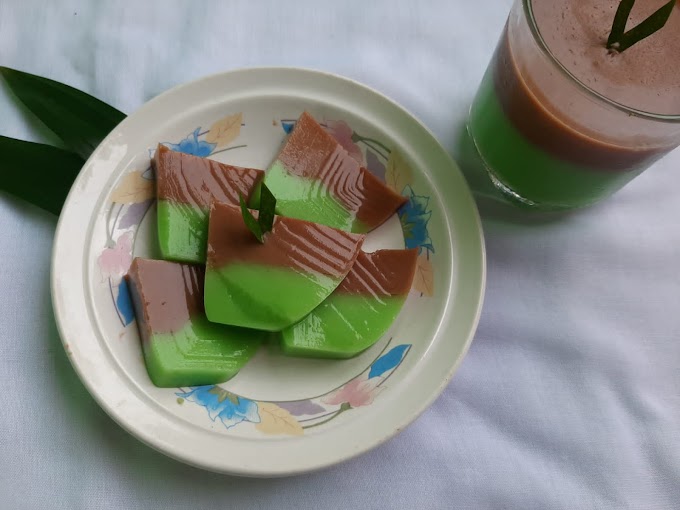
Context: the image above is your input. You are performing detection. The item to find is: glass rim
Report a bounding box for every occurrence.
[523,0,680,124]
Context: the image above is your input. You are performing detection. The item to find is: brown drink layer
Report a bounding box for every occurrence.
[278,112,407,228]
[207,202,365,278]
[336,249,418,297]
[125,258,204,335]
[153,144,263,207]
[534,0,680,115]
[495,0,680,171]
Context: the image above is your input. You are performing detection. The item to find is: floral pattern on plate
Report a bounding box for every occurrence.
[176,344,411,435]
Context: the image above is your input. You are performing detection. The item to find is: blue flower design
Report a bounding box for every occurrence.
[166,128,216,157]
[369,344,411,379]
[177,386,260,429]
[116,279,134,326]
[398,185,434,254]
[281,121,296,134]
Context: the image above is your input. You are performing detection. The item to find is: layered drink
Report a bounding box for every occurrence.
[469,0,680,209]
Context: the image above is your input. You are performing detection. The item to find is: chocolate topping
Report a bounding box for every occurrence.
[355,170,408,227]
[494,25,666,171]
[153,144,263,207]
[534,0,680,115]
[207,202,365,278]
[337,249,418,297]
[125,258,204,335]
[277,112,407,227]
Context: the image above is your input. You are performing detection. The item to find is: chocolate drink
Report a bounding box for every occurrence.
[468,0,680,209]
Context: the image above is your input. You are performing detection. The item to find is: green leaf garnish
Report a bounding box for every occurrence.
[248,180,262,209]
[239,182,277,243]
[258,182,276,234]
[0,66,126,159]
[607,0,676,52]
[0,136,84,215]
[239,193,263,243]
[607,0,635,47]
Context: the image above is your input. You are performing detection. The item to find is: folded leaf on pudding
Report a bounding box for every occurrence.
[204,201,365,331]
[153,144,263,263]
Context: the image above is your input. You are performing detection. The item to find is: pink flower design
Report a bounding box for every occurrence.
[98,232,133,280]
[322,374,384,408]
[325,119,364,165]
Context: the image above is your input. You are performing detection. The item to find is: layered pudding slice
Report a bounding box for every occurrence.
[204,202,365,331]
[262,112,406,233]
[126,258,264,387]
[281,249,418,358]
[153,144,264,263]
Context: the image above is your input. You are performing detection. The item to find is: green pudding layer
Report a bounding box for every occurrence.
[281,294,406,359]
[262,160,368,233]
[204,263,341,332]
[143,316,264,388]
[157,200,209,264]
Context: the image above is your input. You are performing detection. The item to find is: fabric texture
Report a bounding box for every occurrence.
[0,1,678,509]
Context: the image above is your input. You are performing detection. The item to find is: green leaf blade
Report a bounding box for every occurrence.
[257,182,276,236]
[0,136,84,215]
[617,0,676,51]
[239,193,263,243]
[0,67,126,159]
[607,0,635,47]
[607,0,676,52]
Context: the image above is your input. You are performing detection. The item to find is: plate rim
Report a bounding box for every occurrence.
[50,66,486,476]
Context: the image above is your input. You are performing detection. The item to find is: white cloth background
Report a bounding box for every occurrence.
[1,1,678,509]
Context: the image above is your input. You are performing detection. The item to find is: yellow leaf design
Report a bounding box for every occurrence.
[205,112,242,148]
[110,171,155,204]
[385,149,413,194]
[412,253,434,296]
[255,402,304,436]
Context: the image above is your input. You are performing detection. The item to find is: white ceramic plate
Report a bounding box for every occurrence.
[51,68,485,477]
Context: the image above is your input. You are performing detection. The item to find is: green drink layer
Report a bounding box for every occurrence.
[143,315,263,387]
[204,263,340,332]
[281,294,406,359]
[157,200,209,264]
[468,70,642,209]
